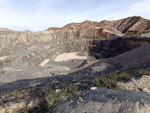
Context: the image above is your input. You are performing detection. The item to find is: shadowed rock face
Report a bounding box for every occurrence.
[90,37,150,58]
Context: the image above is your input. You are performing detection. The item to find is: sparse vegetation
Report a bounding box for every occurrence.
[124,69,150,78]
[117,72,131,81]
[12,90,18,97]
[5,109,9,113]
[21,105,29,113]
[28,82,79,113]
[0,99,3,106]
[81,83,89,89]
[46,83,78,112]
[92,74,118,89]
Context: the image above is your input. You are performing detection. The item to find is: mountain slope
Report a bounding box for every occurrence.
[47,16,150,35]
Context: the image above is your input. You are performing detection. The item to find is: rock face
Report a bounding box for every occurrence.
[56,88,150,113]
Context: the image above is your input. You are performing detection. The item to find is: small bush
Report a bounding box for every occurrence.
[12,90,18,97]
[92,74,118,89]
[21,105,29,113]
[28,99,49,113]
[46,83,78,112]
[0,100,3,106]
[81,83,89,89]
[117,72,131,81]
[128,69,150,77]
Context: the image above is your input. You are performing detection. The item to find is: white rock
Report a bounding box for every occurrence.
[131,77,136,82]
[74,82,81,86]
[142,87,150,94]
[90,87,97,90]
[56,89,61,93]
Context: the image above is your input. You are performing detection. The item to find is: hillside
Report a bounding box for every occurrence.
[47,16,150,36]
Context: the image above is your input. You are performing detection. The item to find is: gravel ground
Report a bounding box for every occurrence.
[118,75,150,94]
[56,88,150,113]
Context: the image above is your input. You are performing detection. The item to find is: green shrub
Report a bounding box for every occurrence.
[21,105,29,113]
[82,83,89,89]
[128,69,150,77]
[117,72,131,81]
[92,74,118,89]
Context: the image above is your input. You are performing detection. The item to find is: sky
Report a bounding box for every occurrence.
[0,0,150,31]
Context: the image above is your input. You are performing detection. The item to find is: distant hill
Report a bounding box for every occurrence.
[47,16,150,36]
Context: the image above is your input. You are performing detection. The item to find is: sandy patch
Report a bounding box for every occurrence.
[39,59,50,67]
[54,52,88,62]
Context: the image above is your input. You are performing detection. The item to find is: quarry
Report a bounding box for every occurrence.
[0,16,150,113]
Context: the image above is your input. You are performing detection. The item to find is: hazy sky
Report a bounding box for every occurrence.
[0,0,149,31]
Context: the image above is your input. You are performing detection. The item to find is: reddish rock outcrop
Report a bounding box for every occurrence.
[46,16,150,38]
